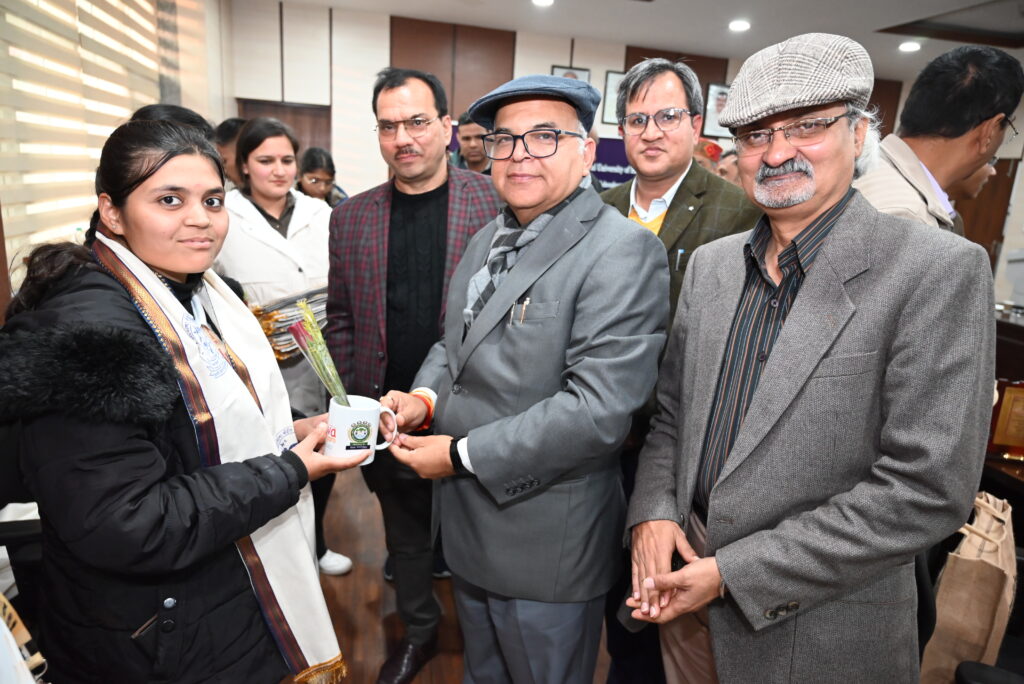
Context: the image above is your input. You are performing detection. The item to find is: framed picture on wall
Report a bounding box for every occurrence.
[702,83,731,138]
[551,65,591,83]
[603,71,626,125]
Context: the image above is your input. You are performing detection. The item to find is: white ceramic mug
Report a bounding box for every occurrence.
[324,395,396,466]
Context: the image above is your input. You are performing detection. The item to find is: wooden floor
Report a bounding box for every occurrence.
[319,469,610,684]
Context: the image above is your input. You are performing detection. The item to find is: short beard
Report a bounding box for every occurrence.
[754,156,815,208]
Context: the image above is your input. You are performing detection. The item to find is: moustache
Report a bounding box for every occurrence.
[395,145,419,157]
[756,157,814,183]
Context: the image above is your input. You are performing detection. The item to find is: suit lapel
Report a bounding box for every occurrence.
[442,171,468,317]
[444,221,491,377]
[685,243,746,488]
[371,185,391,346]
[454,190,599,372]
[715,198,871,485]
[657,165,704,252]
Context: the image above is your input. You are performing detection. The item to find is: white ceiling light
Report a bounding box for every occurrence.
[729,19,751,32]
[532,0,554,6]
[899,41,922,53]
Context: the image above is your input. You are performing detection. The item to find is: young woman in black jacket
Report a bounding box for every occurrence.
[0,120,364,684]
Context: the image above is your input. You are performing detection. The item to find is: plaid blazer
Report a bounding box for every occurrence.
[602,162,761,323]
[325,165,500,398]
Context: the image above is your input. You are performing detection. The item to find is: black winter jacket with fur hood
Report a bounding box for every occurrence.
[0,264,308,684]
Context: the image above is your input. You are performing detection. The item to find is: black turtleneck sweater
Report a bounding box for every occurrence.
[384,182,448,394]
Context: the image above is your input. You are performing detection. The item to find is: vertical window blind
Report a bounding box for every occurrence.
[1,0,160,286]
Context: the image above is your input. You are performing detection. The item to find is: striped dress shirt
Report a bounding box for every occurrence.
[693,188,855,519]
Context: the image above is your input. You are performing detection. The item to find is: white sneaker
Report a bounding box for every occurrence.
[318,550,353,575]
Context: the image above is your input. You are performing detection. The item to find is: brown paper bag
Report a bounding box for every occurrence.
[920,492,1016,684]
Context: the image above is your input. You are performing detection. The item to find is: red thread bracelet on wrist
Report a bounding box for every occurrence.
[410,392,433,431]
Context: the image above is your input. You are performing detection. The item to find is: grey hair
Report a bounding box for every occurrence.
[574,118,587,153]
[847,103,881,179]
[615,58,704,123]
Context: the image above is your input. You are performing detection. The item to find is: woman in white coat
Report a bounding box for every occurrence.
[215,117,352,576]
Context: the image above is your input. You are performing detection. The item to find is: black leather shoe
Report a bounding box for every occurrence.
[376,635,437,684]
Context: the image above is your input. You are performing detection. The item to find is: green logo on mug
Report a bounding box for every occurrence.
[348,421,372,446]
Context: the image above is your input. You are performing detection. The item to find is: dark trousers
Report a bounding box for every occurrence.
[604,420,667,684]
[377,476,441,645]
[310,472,336,559]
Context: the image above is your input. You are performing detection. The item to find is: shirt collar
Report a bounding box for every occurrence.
[918,161,956,218]
[745,186,855,277]
[628,161,692,222]
[242,189,295,224]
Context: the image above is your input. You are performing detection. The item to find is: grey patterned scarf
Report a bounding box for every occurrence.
[463,185,585,329]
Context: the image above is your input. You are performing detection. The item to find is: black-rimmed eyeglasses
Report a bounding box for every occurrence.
[375,117,438,140]
[482,128,584,160]
[733,112,855,156]
[620,107,693,136]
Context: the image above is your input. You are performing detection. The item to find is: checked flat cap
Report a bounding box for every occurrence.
[719,33,874,129]
[468,75,602,131]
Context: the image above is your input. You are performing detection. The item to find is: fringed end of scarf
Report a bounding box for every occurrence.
[294,653,348,683]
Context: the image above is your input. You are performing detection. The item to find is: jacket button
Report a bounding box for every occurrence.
[162,597,177,609]
[776,606,788,617]
[787,601,799,611]
[764,609,777,620]
[377,351,385,359]
[160,619,175,633]
[452,383,463,394]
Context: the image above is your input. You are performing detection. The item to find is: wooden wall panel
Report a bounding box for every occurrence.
[237,99,332,157]
[390,17,454,112]
[452,25,515,117]
[870,78,903,138]
[624,46,729,113]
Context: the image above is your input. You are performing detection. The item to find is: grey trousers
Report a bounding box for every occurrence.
[453,575,604,684]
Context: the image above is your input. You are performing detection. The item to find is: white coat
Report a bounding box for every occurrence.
[216,189,332,307]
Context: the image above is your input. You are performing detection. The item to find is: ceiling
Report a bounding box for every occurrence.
[314,0,1024,81]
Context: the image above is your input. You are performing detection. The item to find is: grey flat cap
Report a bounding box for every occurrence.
[468,75,602,131]
[719,33,873,129]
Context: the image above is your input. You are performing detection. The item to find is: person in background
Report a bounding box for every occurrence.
[948,156,999,236]
[588,127,605,192]
[627,33,994,683]
[0,119,360,684]
[326,67,500,684]
[297,147,349,207]
[854,45,1023,236]
[692,138,723,172]
[131,103,214,140]
[451,111,491,174]
[600,56,759,684]
[382,74,668,684]
[215,117,247,190]
[716,149,740,185]
[214,117,353,577]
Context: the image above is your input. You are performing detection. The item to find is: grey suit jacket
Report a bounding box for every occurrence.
[414,187,669,602]
[627,191,994,683]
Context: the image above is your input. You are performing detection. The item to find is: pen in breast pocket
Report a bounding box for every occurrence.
[675,249,686,271]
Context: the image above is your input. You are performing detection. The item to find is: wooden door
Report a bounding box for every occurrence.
[236,100,332,155]
[958,159,1019,269]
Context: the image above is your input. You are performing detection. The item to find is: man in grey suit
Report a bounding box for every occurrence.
[627,33,995,684]
[381,75,669,683]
